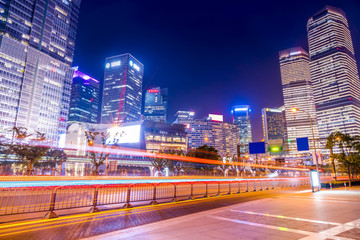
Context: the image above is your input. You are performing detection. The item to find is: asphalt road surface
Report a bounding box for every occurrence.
[0,186,359,240]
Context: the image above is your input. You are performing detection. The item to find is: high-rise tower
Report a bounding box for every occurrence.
[0,0,81,143]
[144,87,168,122]
[307,6,360,138]
[101,53,144,125]
[231,105,252,154]
[68,68,100,124]
[279,47,319,151]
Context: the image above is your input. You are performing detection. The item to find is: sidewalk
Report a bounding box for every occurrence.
[85,187,360,240]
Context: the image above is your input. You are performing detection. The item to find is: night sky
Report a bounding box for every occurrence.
[73,0,360,141]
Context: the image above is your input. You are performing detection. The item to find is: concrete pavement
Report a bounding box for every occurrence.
[85,187,360,240]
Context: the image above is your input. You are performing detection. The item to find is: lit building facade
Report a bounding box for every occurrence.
[231,106,252,154]
[279,47,319,151]
[0,0,81,143]
[68,68,100,124]
[188,116,240,158]
[262,106,287,143]
[173,111,195,125]
[65,121,187,156]
[144,87,168,122]
[307,6,360,138]
[101,53,144,125]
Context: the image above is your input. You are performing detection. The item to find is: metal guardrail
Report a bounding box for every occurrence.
[0,178,312,218]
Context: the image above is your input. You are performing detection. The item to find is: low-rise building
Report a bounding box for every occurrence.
[188,115,240,158]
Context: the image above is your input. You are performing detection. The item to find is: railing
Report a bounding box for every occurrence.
[0,178,312,218]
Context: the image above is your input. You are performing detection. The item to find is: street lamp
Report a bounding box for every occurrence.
[291,107,320,191]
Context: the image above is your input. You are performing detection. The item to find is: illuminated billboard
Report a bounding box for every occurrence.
[106,125,141,145]
[209,114,223,122]
[148,89,159,93]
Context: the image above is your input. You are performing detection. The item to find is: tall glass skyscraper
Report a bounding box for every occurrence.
[101,53,144,125]
[279,47,319,151]
[307,6,360,138]
[68,68,100,124]
[0,0,81,143]
[231,105,252,154]
[261,106,287,143]
[144,87,168,122]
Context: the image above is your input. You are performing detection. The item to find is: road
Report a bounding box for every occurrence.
[0,177,297,188]
[0,186,359,239]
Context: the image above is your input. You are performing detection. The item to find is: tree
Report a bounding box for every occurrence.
[149,156,168,177]
[188,145,221,160]
[9,128,48,176]
[327,132,360,187]
[325,132,338,180]
[45,149,67,175]
[187,145,222,176]
[85,131,110,176]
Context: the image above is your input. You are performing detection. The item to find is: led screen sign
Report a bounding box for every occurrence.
[148,89,159,93]
[209,114,223,122]
[106,125,141,145]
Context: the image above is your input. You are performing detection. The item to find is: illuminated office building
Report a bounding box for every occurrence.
[231,106,252,154]
[65,121,187,156]
[173,111,195,125]
[188,115,239,158]
[101,53,144,125]
[144,87,168,122]
[307,6,360,138]
[0,0,81,143]
[68,68,100,124]
[262,106,287,143]
[279,47,319,151]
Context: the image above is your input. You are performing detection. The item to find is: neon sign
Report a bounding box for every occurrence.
[129,60,140,71]
[148,89,159,93]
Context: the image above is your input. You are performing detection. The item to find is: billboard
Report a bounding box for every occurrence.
[249,142,266,154]
[297,137,309,151]
[106,125,141,145]
[209,114,223,122]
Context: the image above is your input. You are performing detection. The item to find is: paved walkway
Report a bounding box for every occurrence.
[85,187,360,240]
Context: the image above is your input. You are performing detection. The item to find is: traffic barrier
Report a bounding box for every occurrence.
[0,178,314,218]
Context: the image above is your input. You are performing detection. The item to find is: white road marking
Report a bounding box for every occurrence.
[299,218,360,240]
[287,197,360,204]
[208,215,313,236]
[230,210,342,226]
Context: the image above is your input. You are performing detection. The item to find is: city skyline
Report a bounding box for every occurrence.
[72,0,360,141]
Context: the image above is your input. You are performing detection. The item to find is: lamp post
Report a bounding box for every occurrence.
[291,107,320,191]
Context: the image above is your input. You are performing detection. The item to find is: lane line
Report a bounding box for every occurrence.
[208,215,313,236]
[299,218,360,240]
[230,210,342,226]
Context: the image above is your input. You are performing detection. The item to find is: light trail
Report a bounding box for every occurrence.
[0,191,262,237]
[0,177,306,188]
[66,142,311,171]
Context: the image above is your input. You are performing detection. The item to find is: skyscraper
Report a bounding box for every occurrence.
[68,68,100,124]
[101,53,144,125]
[262,106,287,143]
[0,0,81,143]
[279,48,319,151]
[173,111,195,125]
[231,105,252,154]
[188,116,239,158]
[144,87,168,122]
[307,6,360,138]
